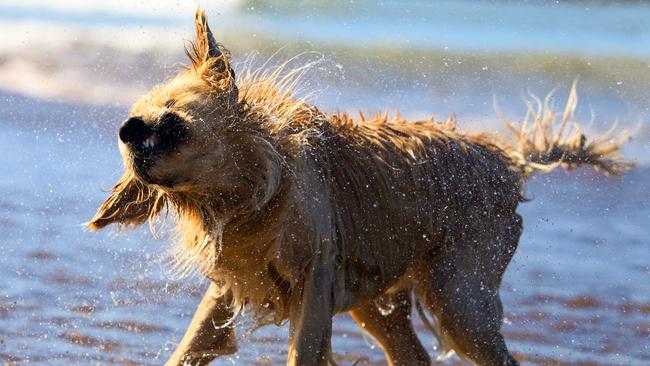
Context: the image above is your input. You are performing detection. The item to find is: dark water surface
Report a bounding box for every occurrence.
[0,93,648,365]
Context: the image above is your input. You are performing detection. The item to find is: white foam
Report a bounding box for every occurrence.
[0,0,242,18]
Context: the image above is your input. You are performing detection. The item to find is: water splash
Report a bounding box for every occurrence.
[373,295,396,316]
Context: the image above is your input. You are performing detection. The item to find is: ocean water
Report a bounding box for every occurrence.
[3,0,650,57]
[0,1,649,365]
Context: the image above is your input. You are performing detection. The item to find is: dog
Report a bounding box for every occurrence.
[88,10,631,366]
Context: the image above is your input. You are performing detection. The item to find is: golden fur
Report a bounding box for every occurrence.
[88,10,631,366]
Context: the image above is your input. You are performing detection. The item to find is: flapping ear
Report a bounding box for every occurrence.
[186,9,237,94]
[87,172,162,231]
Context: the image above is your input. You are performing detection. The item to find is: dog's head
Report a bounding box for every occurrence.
[88,10,279,230]
[122,10,238,189]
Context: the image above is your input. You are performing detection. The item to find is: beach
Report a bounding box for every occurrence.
[0,1,648,365]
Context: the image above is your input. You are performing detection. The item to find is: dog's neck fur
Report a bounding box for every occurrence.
[163,101,293,269]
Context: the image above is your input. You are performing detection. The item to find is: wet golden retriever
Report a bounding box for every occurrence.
[88,10,630,366]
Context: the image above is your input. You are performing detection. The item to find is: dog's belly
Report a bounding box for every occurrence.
[329,204,443,311]
[335,255,423,312]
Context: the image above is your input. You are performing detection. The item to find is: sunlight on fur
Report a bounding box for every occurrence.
[496,80,632,176]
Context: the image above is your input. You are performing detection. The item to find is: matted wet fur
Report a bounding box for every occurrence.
[88,10,631,366]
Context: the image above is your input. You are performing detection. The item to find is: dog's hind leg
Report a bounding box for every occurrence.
[418,214,522,366]
[350,290,430,366]
[427,289,518,366]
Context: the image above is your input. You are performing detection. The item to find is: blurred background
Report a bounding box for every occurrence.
[0,1,648,365]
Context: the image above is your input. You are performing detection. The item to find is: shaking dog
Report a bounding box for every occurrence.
[89,10,631,366]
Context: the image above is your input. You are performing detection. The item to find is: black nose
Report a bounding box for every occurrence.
[119,116,151,144]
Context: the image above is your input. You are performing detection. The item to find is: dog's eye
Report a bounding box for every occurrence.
[160,112,185,127]
[164,100,176,108]
[159,112,188,139]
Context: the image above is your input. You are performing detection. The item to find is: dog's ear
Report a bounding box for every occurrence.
[186,9,237,94]
[87,172,160,230]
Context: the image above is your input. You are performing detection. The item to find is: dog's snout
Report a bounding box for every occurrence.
[119,116,151,144]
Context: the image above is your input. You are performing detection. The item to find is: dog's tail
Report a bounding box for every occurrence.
[495,81,633,177]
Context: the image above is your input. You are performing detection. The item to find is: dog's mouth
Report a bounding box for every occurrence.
[141,134,160,150]
[119,112,189,185]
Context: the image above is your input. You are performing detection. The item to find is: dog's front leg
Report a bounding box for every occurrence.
[287,262,335,366]
[165,283,237,366]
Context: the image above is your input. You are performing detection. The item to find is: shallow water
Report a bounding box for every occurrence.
[0,91,648,365]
